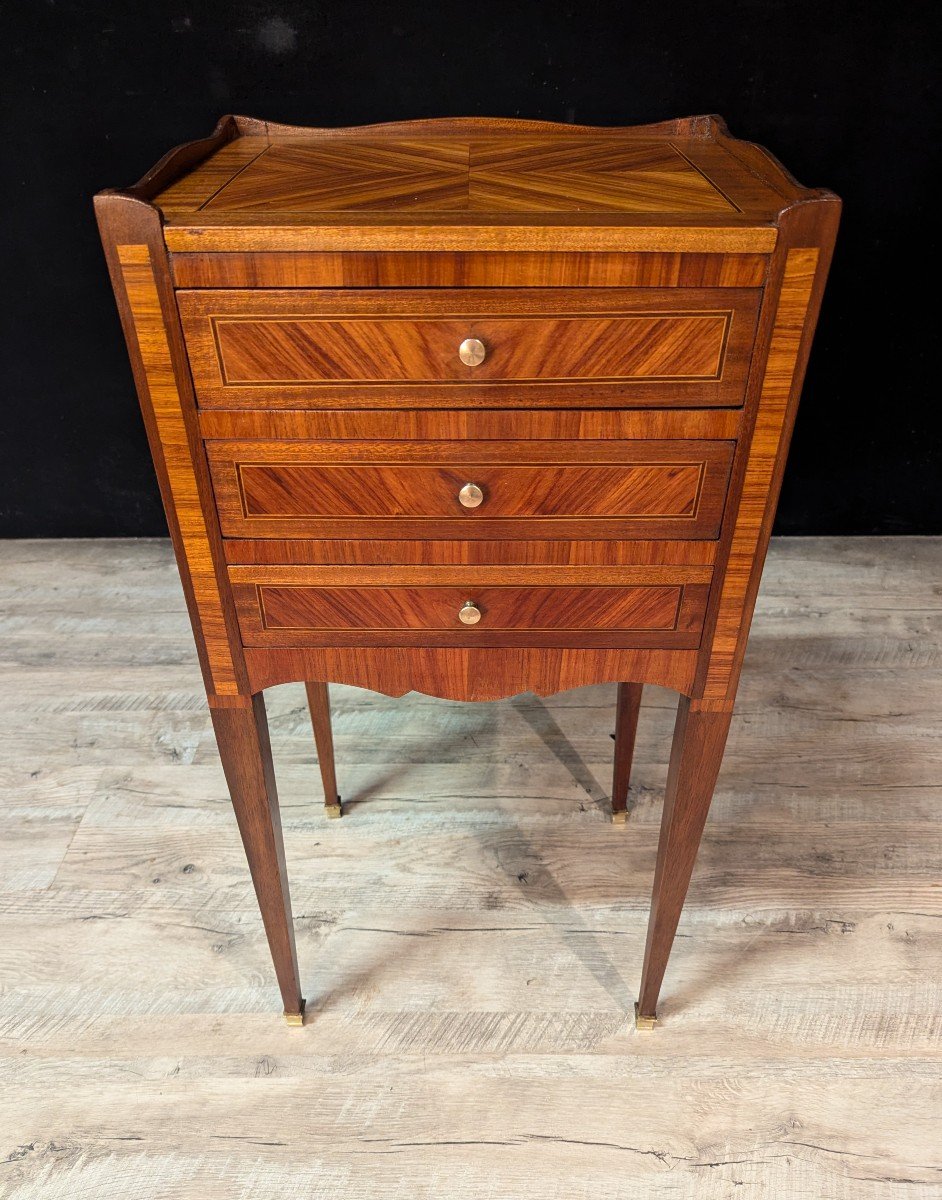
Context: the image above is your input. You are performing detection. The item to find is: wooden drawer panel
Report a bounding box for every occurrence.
[197,405,743,442]
[222,538,719,567]
[206,439,735,540]
[178,288,760,408]
[215,313,727,382]
[228,565,710,649]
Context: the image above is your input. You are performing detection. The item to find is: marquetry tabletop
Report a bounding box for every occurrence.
[150,114,806,253]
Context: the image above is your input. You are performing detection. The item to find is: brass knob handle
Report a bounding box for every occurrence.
[458,482,484,509]
[458,337,486,367]
[459,601,482,625]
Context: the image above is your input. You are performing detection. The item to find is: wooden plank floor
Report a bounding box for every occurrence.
[0,537,940,1199]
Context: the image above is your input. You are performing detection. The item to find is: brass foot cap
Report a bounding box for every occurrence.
[611,809,627,825]
[284,999,306,1027]
[634,1002,657,1031]
[325,798,342,819]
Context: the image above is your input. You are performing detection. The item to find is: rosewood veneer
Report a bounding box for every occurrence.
[95,114,839,1028]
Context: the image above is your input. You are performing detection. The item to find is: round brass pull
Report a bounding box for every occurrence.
[458,482,484,509]
[458,337,486,367]
[458,601,482,625]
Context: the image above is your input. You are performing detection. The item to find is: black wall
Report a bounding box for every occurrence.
[2,0,940,537]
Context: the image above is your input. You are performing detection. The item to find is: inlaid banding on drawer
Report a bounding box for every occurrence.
[178,288,760,408]
[207,439,735,540]
[228,566,710,649]
[241,463,703,519]
[263,584,681,632]
[212,312,730,384]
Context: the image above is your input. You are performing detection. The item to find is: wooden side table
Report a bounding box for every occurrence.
[95,114,839,1027]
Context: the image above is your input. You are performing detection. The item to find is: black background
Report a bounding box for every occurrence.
[2,0,940,537]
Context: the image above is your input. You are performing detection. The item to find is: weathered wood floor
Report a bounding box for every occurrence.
[0,537,940,1199]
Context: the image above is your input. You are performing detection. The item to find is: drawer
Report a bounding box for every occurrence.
[206,438,735,540]
[228,565,711,649]
[178,287,761,408]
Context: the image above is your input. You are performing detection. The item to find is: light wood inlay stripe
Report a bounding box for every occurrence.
[702,247,819,698]
[116,244,239,695]
[162,224,779,254]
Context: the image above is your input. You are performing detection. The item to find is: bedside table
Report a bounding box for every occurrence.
[95,114,839,1028]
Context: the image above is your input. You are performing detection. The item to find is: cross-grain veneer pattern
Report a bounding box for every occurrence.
[206,437,734,541]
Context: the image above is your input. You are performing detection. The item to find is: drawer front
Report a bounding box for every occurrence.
[228,566,710,649]
[207,439,734,540]
[178,288,760,408]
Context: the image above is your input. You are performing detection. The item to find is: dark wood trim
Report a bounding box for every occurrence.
[210,694,304,1019]
[232,112,729,141]
[306,683,341,816]
[611,683,643,823]
[98,115,240,204]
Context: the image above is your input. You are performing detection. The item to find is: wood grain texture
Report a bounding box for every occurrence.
[152,138,269,217]
[144,113,809,212]
[171,250,769,289]
[612,682,644,820]
[179,286,759,408]
[207,438,734,541]
[222,539,719,567]
[165,222,780,253]
[304,682,339,811]
[112,113,242,204]
[227,565,714,586]
[699,198,840,700]
[637,696,734,1019]
[113,249,240,695]
[197,405,742,443]
[148,115,802,252]
[93,195,247,698]
[216,312,729,384]
[231,580,709,650]
[254,582,687,633]
[1,538,939,1200]
[243,646,700,697]
[208,694,303,1019]
[193,137,738,215]
[700,250,818,695]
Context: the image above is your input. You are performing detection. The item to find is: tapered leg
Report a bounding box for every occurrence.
[635,696,733,1028]
[209,694,305,1024]
[305,682,341,818]
[611,682,643,824]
